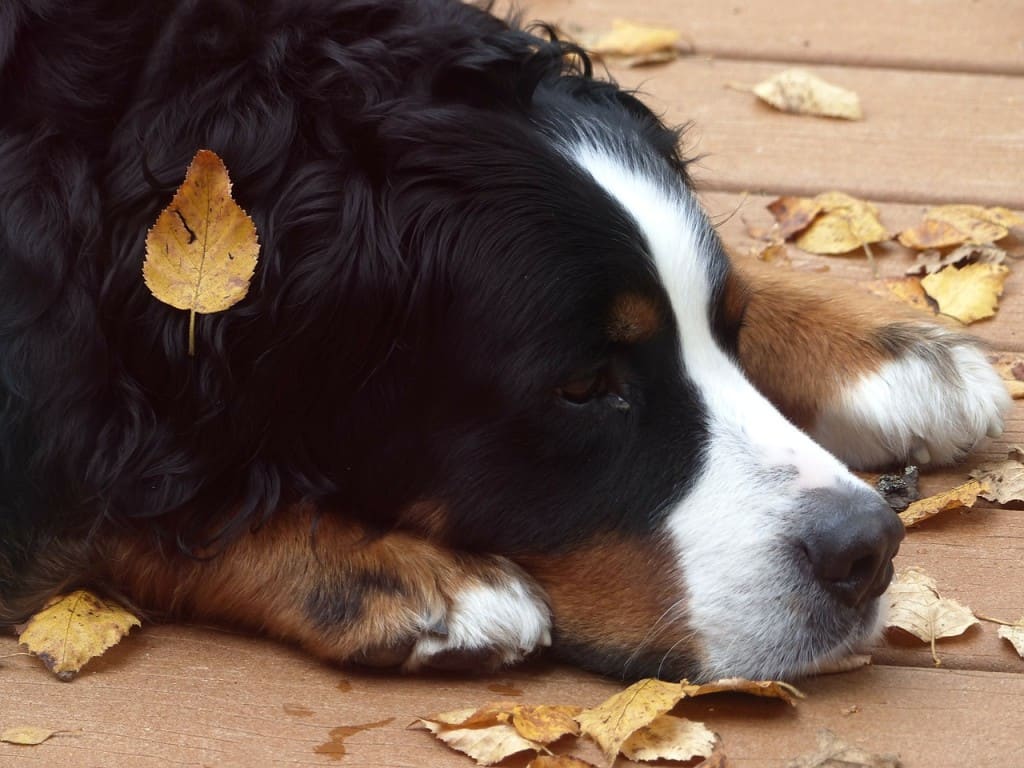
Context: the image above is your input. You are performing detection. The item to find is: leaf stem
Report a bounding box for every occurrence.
[188,309,196,357]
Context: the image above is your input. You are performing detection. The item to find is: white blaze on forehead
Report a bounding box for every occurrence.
[570,144,866,677]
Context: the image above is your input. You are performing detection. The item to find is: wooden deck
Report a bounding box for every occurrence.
[3,1,1022,765]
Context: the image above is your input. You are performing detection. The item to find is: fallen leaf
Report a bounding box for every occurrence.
[579,20,681,66]
[920,262,1009,324]
[767,192,888,256]
[682,677,804,706]
[905,243,1007,276]
[998,623,1024,657]
[752,69,862,120]
[897,205,1022,250]
[1,726,59,746]
[989,354,1024,400]
[767,196,823,239]
[143,148,260,356]
[866,277,933,315]
[970,447,1024,504]
[413,717,542,765]
[898,478,987,528]
[788,729,901,768]
[509,705,582,744]
[19,590,140,681]
[885,568,978,665]
[620,715,718,762]
[528,757,598,768]
[575,678,685,765]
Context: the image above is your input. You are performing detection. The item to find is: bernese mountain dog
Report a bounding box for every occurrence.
[0,0,1011,681]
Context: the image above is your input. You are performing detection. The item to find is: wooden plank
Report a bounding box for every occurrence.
[515,0,1024,75]
[702,191,1024,351]
[598,59,1024,207]
[2,629,1021,767]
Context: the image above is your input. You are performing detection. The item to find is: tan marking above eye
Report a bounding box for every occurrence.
[608,293,661,343]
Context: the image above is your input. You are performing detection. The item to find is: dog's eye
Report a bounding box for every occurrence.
[558,372,608,404]
[557,368,631,411]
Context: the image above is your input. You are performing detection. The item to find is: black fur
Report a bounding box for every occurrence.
[0,0,723,640]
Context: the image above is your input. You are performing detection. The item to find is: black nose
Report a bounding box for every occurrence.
[798,486,905,607]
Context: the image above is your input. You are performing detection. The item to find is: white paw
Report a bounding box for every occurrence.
[811,325,1011,469]
[403,577,552,671]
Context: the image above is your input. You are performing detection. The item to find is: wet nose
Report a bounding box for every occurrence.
[799,486,905,607]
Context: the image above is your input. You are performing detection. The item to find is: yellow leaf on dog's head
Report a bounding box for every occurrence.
[18,590,140,681]
[619,715,718,762]
[897,204,1022,250]
[143,149,260,355]
[752,68,862,120]
[920,262,1009,324]
[575,678,685,764]
[885,568,978,665]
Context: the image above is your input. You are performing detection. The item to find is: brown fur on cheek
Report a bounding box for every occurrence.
[518,534,701,673]
[609,293,662,343]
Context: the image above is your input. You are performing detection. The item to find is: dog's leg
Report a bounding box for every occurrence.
[730,258,1011,469]
[101,507,551,671]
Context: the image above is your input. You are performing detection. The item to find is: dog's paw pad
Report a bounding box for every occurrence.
[403,578,552,672]
[812,325,1012,469]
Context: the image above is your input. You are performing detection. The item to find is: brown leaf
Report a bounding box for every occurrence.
[19,590,140,681]
[528,757,598,768]
[1,726,59,746]
[579,20,681,66]
[752,69,862,120]
[767,196,824,239]
[143,149,261,355]
[989,354,1024,400]
[509,705,582,744]
[905,243,1007,276]
[866,277,933,315]
[898,478,987,528]
[920,262,1009,324]
[620,715,718,762]
[897,205,1022,250]
[575,679,685,765]
[413,717,542,765]
[970,447,1024,505]
[682,677,804,706]
[885,568,978,665]
[787,729,901,768]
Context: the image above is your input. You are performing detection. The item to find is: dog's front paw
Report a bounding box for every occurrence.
[811,324,1011,469]
[402,571,552,672]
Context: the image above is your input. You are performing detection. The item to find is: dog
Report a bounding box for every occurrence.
[0,0,1010,682]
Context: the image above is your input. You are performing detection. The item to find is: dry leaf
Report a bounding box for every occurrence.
[413,717,542,765]
[788,729,901,768]
[905,243,1007,276]
[19,590,140,681]
[580,20,681,66]
[866,277,933,315]
[768,192,888,255]
[509,705,582,744]
[920,262,1009,324]
[767,196,823,239]
[1,726,58,746]
[989,354,1024,400]
[528,757,598,768]
[752,69,862,120]
[970,447,1024,505]
[998,623,1024,657]
[620,715,717,762]
[682,677,804,706]
[143,149,260,356]
[885,568,978,665]
[897,205,1022,250]
[898,478,987,528]
[575,679,685,765]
